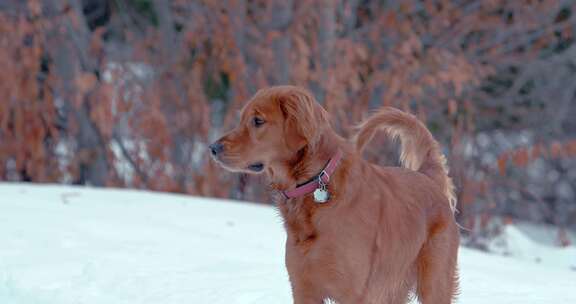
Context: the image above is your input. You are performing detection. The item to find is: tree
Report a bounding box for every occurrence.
[1,0,575,242]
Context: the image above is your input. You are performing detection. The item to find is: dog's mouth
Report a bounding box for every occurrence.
[247,162,264,172]
[211,157,264,174]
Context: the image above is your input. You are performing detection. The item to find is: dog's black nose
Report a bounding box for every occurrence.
[209,142,224,156]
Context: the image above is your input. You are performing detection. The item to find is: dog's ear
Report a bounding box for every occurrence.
[278,88,329,151]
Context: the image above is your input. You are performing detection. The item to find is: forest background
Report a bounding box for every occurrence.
[1,0,575,248]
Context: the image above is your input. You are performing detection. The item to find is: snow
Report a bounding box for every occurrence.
[487,224,576,270]
[0,184,574,304]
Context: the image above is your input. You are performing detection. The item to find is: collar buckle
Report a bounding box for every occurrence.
[318,170,330,184]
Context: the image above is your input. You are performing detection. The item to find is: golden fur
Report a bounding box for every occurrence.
[211,85,459,304]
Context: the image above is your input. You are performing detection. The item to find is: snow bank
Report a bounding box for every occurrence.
[0,184,574,303]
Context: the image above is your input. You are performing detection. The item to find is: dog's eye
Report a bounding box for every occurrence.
[253,117,265,128]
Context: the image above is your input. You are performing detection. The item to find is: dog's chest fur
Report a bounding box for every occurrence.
[277,196,324,248]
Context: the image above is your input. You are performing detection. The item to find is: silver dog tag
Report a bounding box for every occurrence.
[313,188,329,203]
[314,171,330,203]
[313,178,330,203]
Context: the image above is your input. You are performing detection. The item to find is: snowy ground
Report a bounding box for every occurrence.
[0,184,574,304]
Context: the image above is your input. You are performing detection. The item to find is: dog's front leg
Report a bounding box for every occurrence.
[286,253,325,304]
[287,260,327,304]
[283,232,331,303]
[290,281,325,304]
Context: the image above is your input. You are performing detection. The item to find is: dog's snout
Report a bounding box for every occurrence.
[209,142,224,156]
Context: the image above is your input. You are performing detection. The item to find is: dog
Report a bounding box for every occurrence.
[210,86,459,304]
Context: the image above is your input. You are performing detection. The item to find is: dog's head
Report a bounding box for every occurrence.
[210,86,329,176]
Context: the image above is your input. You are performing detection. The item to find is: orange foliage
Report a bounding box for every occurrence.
[0,0,575,236]
[498,140,576,174]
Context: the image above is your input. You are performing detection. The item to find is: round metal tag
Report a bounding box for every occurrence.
[313,188,329,203]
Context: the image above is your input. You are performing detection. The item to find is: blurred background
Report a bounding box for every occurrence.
[1,0,575,249]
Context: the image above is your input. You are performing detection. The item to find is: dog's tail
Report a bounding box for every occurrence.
[355,107,456,211]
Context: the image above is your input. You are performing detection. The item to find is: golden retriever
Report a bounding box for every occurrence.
[210,85,459,304]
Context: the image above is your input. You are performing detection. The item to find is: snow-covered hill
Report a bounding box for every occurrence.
[0,184,574,304]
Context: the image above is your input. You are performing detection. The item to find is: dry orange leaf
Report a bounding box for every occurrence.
[497,153,508,175]
[76,73,97,93]
[512,148,529,167]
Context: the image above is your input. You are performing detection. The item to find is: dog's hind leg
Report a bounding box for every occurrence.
[415,224,459,304]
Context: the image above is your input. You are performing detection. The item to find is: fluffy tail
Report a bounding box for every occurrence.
[355,107,456,211]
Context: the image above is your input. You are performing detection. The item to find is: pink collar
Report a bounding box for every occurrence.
[282,149,343,200]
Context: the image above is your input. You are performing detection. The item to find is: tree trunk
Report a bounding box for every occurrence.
[44,0,108,186]
[270,0,293,85]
